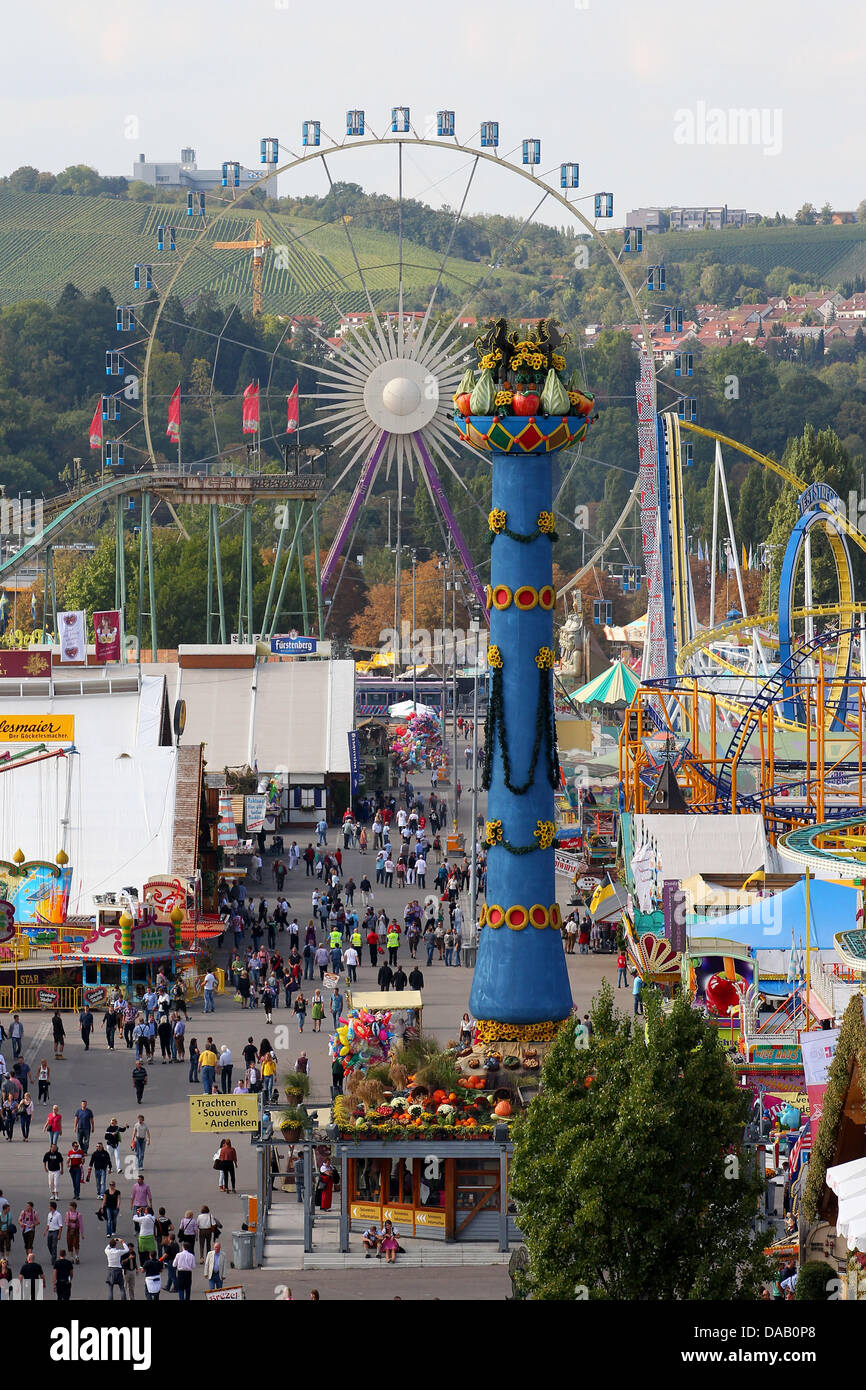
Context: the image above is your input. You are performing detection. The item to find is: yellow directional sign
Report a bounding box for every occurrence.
[189,1095,259,1132]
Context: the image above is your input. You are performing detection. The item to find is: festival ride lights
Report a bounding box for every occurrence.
[452,319,596,1044]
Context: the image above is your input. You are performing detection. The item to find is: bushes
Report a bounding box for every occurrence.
[794,1261,837,1301]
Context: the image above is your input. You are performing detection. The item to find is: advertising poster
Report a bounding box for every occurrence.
[57,610,86,663]
[94,609,121,663]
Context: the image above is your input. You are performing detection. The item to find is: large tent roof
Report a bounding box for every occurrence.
[569,660,640,708]
[688,877,858,952]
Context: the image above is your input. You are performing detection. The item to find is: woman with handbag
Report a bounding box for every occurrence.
[217,1138,238,1194]
[196,1205,218,1263]
[293,991,307,1034]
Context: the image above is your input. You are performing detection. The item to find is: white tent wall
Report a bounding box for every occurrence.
[632,813,769,884]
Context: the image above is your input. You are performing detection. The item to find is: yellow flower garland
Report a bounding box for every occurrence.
[487,644,503,669]
[533,820,557,851]
[485,819,503,846]
[488,508,507,534]
[535,646,556,670]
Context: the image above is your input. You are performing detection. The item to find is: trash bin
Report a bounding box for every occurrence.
[232,1230,255,1271]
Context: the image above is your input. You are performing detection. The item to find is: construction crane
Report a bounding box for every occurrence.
[212,217,272,317]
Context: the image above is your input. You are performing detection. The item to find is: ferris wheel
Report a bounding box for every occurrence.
[123,107,660,627]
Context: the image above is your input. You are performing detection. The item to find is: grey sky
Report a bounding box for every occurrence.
[1,0,861,219]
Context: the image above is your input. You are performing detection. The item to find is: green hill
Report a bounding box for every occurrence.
[0,188,495,323]
[647,222,866,284]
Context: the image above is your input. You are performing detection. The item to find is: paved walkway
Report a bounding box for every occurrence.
[0,729,621,1300]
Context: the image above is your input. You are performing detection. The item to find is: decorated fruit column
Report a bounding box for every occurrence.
[455,392,593,1044]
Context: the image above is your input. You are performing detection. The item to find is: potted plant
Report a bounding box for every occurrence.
[279,1106,308,1143]
[282,1070,311,1104]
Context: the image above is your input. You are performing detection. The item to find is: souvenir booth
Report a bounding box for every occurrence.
[79,875,195,1000]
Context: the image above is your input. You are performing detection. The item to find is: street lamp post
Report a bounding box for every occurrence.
[411,548,417,711]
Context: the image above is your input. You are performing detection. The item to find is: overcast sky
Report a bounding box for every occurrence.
[2,0,862,221]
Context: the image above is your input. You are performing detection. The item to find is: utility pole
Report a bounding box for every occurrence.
[468,609,481,942]
[452,566,458,831]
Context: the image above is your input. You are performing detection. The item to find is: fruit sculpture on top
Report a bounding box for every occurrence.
[452,316,596,423]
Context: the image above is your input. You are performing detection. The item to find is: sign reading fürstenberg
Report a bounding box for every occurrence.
[188,1095,259,1132]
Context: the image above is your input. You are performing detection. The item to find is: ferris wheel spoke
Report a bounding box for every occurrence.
[319,154,391,359]
[321,430,389,588]
[411,154,480,363]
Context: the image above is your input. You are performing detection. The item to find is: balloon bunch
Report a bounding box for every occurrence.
[390,710,443,773]
[330,1007,395,1074]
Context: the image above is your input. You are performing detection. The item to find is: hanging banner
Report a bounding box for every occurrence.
[217,790,238,849]
[166,385,181,442]
[245,795,268,833]
[663,879,686,954]
[57,610,86,663]
[242,382,260,434]
[89,400,103,450]
[0,651,51,679]
[800,1027,840,1129]
[347,731,360,795]
[286,383,299,434]
[631,842,655,915]
[93,610,121,664]
[189,1095,259,1132]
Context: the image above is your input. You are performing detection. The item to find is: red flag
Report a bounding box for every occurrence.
[243,382,260,434]
[286,383,299,434]
[166,385,181,442]
[89,400,103,450]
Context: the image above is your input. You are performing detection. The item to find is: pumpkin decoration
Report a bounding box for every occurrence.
[493,1100,512,1118]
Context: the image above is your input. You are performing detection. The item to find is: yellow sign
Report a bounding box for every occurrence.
[189,1095,259,1132]
[350,1204,382,1223]
[414,1208,446,1228]
[0,715,74,743]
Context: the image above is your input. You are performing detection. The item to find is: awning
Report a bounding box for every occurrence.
[568,660,641,708]
[826,1156,866,1250]
[348,990,423,1012]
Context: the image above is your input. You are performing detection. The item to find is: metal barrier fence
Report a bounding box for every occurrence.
[0,985,82,1012]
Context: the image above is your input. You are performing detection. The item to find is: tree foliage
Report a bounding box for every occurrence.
[509,983,772,1300]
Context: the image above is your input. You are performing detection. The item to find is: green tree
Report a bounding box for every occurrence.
[509,984,771,1300]
[819,202,834,225]
[795,202,818,226]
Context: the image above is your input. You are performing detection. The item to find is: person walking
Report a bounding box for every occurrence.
[616,950,628,988]
[66,1141,85,1199]
[73,1099,94,1154]
[43,1144,64,1199]
[196,1205,217,1264]
[386,924,400,966]
[217,1138,238,1194]
[293,991,307,1034]
[198,1041,218,1095]
[121,1240,137,1300]
[51,1013,65,1060]
[42,1103,62,1147]
[632,974,644,1015]
[44,1201,63,1266]
[408,964,424,992]
[100,1181,120,1238]
[78,1006,94,1052]
[53,1247,74,1301]
[205,1239,226,1290]
[104,1117,127,1173]
[132,1061,148,1105]
[64,1202,82,1264]
[18,1202,39,1252]
[104,1238,128,1300]
[311,990,325,1034]
[188,1038,200,1085]
[173,1242,195,1301]
[203,970,217,1014]
[17,1091,33,1142]
[142,1252,163,1301]
[131,1116,150,1170]
[218,1045,233,1093]
[86,1141,111,1197]
[37,1060,50,1104]
[9,1016,22,1061]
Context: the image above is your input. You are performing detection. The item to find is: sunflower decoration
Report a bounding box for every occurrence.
[485,819,504,847]
[529,352,545,371]
[533,820,557,851]
[479,349,502,371]
[536,511,555,535]
[487,644,503,669]
[535,646,556,670]
[494,387,513,408]
[552,352,566,372]
[488,509,507,535]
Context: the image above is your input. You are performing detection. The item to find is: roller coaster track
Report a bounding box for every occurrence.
[778,815,866,877]
[0,470,327,583]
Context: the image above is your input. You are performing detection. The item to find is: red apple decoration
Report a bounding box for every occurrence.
[704,974,740,1016]
[512,387,540,416]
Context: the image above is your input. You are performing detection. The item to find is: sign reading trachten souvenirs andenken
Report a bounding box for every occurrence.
[0,715,74,742]
[189,1095,260,1132]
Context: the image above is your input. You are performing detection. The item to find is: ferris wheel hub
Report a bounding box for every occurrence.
[362,357,440,434]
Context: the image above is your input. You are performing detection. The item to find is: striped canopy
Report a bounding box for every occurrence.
[569,660,641,708]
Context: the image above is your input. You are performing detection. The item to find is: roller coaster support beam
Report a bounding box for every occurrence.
[206,503,227,646]
[115,496,126,665]
[237,507,255,644]
[267,505,304,640]
[311,499,323,638]
[44,546,57,637]
[137,493,157,659]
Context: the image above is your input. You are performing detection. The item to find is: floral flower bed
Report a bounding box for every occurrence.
[333,1089,515,1141]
